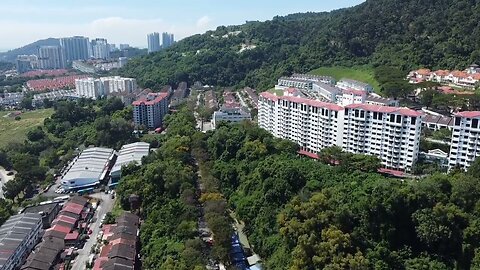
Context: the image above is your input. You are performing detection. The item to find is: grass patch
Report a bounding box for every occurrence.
[309,66,381,92]
[0,109,54,148]
[267,88,284,96]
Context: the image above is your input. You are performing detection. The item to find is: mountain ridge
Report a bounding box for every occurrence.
[0,38,59,62]
[120,0,480,90]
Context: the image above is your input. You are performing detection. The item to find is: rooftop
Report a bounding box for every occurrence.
[339,79,371,88]
[456,111,480,118]
[62,147,114,184]
[345,103,423,117]
[132,92,168,106]
[260,92,344,111]
[0,213,42,267]
[111,142,150,175]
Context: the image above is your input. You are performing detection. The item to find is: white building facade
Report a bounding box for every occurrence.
[75,76,137,99]
[448,112,480,171]
[259,92,423,172]
[132,92,169,129]
[212,106,252,129]
[342,104,423,172]
[259,92,344,154]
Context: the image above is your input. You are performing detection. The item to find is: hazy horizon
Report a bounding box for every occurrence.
[0,0,364,52]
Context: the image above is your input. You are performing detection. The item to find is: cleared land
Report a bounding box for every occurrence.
[0,109,53,148]
[309,66,381,92]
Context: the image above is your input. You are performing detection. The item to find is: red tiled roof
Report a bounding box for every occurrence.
[61,203,84,215]
[345,103,423,117]
[65,231,79,241]
[433,70,450,76]
[378,168,405,177]
[342,89,367,96]
[473,74,480,80]
[27,75,88,91]
[298,149,319,159]
[455,111,480,118]
[49,224,71,235]
[55,214,78,225]
[260,92,344,111]
[416,69,431,76]
[450,70,468,78]
[21,69,69,78]
[132,92,168,106]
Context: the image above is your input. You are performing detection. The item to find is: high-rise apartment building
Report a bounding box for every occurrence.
[16,55,38,73]
[75,76,137,99]
[258,92,423,172]
[119,44,130,50]
[147,32,161,53]
[133,92,169,129]
[38,46,66,69]
[91,38,110,59]
[162,32,175,48]
[342,104,423,172]
[448,112,480,171]
[60,36,90,62]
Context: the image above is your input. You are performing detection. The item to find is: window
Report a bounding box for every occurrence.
[473,119,479,129]
[411,117,416,125]
[455,117,461,126]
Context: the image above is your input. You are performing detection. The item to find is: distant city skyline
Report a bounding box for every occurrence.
[0,0,364,52]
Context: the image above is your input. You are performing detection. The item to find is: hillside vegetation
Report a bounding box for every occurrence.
[0,38,59,62]
[121,0,480,90]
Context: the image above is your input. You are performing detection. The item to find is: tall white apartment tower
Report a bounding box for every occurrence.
[147,32,161,53]
[342,104,423,172]
[448,112,480,171]
[258,92,345,154]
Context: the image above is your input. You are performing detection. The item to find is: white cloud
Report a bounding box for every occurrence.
[0,15,215,50]
[196,16,212,29]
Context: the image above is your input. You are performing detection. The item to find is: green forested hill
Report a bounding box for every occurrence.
[120,0,480,90]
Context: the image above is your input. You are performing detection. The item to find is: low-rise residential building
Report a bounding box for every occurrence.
[420,149,449,169]
[170,82,189,108]
[365,94,399,107]
[110,142,150,186]
[93,212,140,270]
[291,73,336,85]
[448,111,480,171]
[313,82,342,102]
[0,92,24,108]
[132,92,169,129]
[337,79,374,93]
[22,203,61,229]
[0,213,43,270]
[32,89,78,107]
[259,91,423,172]
[243,87,258,108]
[423,114,454,131]
[212,105,252,129]
[61,147,115,191]
[409,66,480,88]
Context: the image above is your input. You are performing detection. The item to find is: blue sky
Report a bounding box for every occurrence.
[0,0,364,50]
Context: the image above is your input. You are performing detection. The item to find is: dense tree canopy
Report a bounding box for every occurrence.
[193,123,480,269]
[121,0,480,90]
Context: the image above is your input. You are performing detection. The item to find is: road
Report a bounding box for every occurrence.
[0,166,15,198]
[236,92,249,109]
[70,192,115,270]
